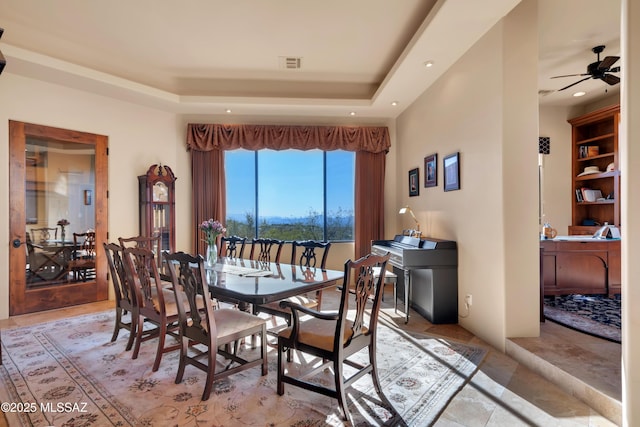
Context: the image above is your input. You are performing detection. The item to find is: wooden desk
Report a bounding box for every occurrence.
[205,258,344,305]
[540,238,621,297]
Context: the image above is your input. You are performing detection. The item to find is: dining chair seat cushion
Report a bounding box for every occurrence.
[151,289,180,317]
[279,318,367,352]
[195,308,267,339]
[260,295,318,313]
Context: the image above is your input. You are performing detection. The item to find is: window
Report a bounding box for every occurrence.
[225,149,354,241]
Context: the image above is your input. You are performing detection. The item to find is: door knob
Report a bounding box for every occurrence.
[12,239,24,248]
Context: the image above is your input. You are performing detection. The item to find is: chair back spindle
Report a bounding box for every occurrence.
[291,240,331,269]
[165,252,215,337]
[219,236,247,259]
[250,238,284,264]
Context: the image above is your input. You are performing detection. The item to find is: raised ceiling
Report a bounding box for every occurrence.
[0,0,621,118]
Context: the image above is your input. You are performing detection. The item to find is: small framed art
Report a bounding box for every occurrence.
[408,168,419,197]
[443,152,460,191]
[424,154,437,187]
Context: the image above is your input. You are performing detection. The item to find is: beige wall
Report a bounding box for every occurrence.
[394,1,539,350]
[539,106,572,235]
[622,0,640,421]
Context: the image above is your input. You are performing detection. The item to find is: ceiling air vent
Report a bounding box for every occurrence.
[279,56,302,70]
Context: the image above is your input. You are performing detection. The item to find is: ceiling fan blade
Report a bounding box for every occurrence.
[550,73,589,79]
[598,56,619,70]
[558,76,592,91]
[602,74,620,85]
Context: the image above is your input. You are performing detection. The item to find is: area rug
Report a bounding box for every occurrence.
[0,311,486,426]
[544,294,621,343]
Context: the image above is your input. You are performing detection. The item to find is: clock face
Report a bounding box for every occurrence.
[152,182,169,202]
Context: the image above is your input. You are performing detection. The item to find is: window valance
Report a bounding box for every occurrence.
[186,123,390,153]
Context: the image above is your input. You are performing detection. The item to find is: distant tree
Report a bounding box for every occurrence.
[227,207,353,242]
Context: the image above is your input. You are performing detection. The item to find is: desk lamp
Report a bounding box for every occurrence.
[399,206,420,235]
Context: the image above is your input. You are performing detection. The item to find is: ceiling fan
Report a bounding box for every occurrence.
[551,45,620,91]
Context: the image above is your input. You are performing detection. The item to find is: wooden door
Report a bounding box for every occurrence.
[8,121,109,315]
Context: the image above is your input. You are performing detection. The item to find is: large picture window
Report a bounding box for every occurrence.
[225,149,354,241]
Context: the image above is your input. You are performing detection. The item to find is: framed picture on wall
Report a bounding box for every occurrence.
[408,168,419,197]
[424,153,437,187]
[443,152,460,191]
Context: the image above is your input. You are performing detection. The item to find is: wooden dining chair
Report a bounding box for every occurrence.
[218,235,247,259]
[254,240,331,326]
[119,235,165,278]
[249,238,284,264]
[103,242,137,351]
[277,252,391,424]
[25,234,60,283]
[121,246,181,372]
[118,235,161,252]
[67,231,96,281]
[164,251,268,401]
[30,227,58,244]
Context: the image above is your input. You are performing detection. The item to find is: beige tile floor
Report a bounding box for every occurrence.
[0,288,621,426]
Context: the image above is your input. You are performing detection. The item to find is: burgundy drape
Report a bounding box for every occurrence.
[354,151,386,259]
[187,123,390,258]
[190,150,226,256]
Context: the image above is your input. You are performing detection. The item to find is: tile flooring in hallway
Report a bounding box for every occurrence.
[0,289,621,426]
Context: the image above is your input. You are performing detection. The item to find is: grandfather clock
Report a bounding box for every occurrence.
[138,164,176,254]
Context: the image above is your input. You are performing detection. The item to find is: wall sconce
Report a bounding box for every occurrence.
[399,205,420,235]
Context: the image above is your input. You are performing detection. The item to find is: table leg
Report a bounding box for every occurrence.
[403,269,411,324]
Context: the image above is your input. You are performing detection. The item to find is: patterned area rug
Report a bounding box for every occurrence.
[0,311,486,426]
[544,294,621,343]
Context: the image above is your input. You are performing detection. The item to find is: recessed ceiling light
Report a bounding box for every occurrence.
[424,60,434,68]
[349,111,356,116]
[225,108,232,113]
[573,91,586,97]
[391,101,398,106]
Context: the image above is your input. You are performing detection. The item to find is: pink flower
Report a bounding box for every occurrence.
[199,219,226,245]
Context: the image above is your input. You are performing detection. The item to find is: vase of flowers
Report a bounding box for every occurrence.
[199,219,226,267]
[57,219,70,242]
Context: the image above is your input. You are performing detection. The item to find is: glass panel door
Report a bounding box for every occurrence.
[25,140,96,288]
[9,121,108,315]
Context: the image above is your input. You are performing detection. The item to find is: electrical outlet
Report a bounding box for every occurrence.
[465,294,473,306]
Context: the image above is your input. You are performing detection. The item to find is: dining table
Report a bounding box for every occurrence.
[204,257,344,306]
